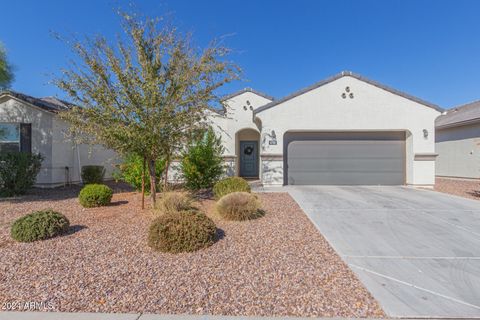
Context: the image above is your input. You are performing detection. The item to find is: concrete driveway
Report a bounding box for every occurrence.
[286,186,480,318]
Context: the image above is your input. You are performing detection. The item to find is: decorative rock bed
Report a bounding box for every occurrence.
[0,186,384,317]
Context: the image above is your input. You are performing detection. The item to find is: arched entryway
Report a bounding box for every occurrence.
[235,128,260,178]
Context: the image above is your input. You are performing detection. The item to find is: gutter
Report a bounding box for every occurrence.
[436,117,480,130]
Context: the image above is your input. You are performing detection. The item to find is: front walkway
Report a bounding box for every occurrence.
[286,186,480,318]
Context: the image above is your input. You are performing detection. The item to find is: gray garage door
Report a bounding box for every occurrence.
[285,132,405,185]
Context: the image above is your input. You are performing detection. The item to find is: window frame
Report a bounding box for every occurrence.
[0,122,22,153]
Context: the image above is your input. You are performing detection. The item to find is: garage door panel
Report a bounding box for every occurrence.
[288,158,404,172]
[286,132,405,185]
[288,171,405,185]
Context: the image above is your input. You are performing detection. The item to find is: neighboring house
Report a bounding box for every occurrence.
[208,71,442,187]
[0,91,117,187]
[436,100,480,179]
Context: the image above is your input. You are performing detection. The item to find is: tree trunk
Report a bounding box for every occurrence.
[148,159,157,208]
[141,155,146,210]
[164,158,170,191]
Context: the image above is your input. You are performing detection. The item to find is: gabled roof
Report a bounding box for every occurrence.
[221,87,274,102]
[436,100,480,129]
[0,90,74,113]
[254,71,443,114]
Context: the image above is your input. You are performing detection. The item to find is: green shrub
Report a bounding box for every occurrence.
[216,192,263,221]
[0,152,43,197]
[181,128,225,190]
[213,177,250,199]
[78,184,113,208]
[81,165,105,184]
[156,191,194,214]
[11,210,70,242]
[113,154,165,192]
[148,210,216,253]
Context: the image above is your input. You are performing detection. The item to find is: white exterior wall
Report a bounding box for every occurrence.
[436,123,480,178]
[0,98,54,185]
[208,91,272,176]
[51,118,118,185]
[255,76,440,186]
[0,97,119,187]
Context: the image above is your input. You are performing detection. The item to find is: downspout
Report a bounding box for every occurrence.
[76,142,82,185]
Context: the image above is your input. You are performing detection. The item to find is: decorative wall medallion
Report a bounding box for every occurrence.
[341,86,354,99]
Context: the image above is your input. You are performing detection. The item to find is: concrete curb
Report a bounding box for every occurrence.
[1,311,475,319]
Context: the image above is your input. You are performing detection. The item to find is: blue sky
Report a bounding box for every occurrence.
[1,0,479,109]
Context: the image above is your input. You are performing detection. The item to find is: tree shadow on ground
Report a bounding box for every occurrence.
[467,191,480,198]
[108,200,129,206]
[1,181,135,203]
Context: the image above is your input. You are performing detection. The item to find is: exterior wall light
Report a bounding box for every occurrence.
[423,129,428,139]
[269,130,277,145]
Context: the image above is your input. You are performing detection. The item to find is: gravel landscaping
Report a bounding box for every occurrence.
[0,186,384,317]
[435,177,480,200]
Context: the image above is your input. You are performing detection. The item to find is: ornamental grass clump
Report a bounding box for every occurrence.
[156,191,194,215]
[213,177,250,200]
[11,210,70,242]
[78,184,113,208]
[148,210,216,253]
[216,191,264,221]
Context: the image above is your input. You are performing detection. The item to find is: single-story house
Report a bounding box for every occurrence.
[1,71,443,188]
[0,91,117,187]
[208,71,443,187]
[436,100,480,179]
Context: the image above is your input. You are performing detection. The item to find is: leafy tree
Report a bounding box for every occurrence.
[114,153,165,192]
[54,11,239,207]
[181,128,225,190]
[0,42,14,90]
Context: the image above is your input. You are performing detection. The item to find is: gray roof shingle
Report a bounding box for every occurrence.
[436,100,480,129]
[0,90,73,112]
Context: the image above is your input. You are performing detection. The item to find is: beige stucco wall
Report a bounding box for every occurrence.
[0,96,119,187]
[0,97,54,184]
[207,91,272,176]
[255,76,440,186]
[51,118,118,185]
[436,123,480,178]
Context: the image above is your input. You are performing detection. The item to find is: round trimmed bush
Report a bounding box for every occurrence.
[148,210,216,253]
[11,210,70,242]
[79,184,113,208]
[216,192,264,221]
[156,191,194,214]
[213,177,250,199]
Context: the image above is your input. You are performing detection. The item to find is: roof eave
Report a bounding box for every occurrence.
[436,117,480,130]
[254,71,443,115]
[221,88,274,102]
[0,91,60,113]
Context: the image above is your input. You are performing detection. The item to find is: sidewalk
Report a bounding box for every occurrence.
[0,312,469,320]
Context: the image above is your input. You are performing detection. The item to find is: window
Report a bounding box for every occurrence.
[0,123,20,153]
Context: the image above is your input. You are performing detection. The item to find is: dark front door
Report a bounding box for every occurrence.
[240,141,258,177]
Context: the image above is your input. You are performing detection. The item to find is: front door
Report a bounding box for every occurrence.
[239,141,258,177]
